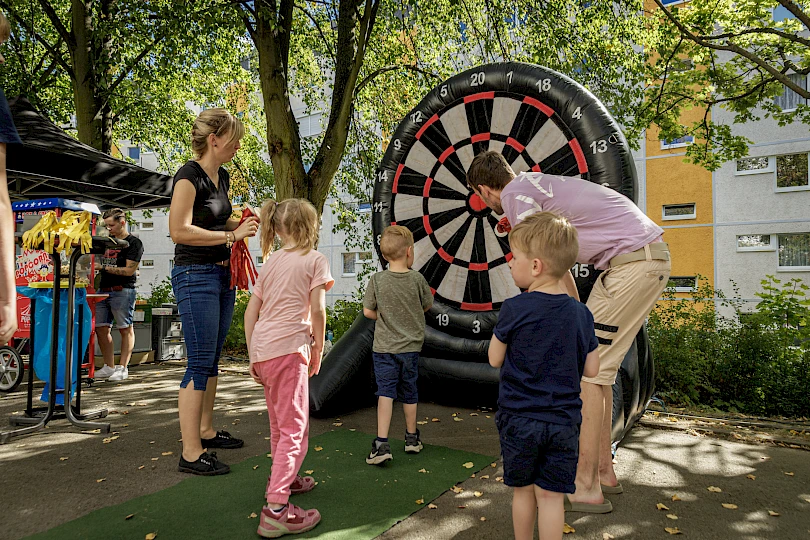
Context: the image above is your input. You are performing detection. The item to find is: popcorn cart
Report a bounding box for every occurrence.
[1,198,124,443]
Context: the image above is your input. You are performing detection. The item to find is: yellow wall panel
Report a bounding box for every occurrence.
[661,226,714,287]
[645,158,712,226]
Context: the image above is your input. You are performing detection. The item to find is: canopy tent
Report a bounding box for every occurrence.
[5,96,172,210]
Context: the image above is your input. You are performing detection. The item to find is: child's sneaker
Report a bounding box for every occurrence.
[366,439,392,465]
[405,429,423,454]
[257,503,320,538]
[289,474,316,494]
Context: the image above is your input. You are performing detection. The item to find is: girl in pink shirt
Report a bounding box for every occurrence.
[245,198,334,538]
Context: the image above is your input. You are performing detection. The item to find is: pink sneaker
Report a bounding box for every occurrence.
[257,504,321,538]
[290,475,315,494]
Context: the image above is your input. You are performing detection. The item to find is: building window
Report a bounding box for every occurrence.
[357,202,372,213]
[169,259,174,270]
[775,153,810,191]
[660,135,694,150]
[774,73,808,111]
[737,234,776,252]
[256,255,263,266]
[139,221,154,231]
[777,233,810,271]
[141,259,154,268]
[128,146,141,160]
[662,203,696,221]
[735,156,773,175]
[342,252,372,276]
[668,276,697,293]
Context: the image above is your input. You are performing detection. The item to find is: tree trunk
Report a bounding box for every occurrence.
[69,0,105,151]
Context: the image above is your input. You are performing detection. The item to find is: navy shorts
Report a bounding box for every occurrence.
[496,411,580,493]
[373,352,419,404]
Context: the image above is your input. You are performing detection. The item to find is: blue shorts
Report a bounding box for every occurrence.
[496,411,580,493]
[373,352,419,404]
[95,288,137,329]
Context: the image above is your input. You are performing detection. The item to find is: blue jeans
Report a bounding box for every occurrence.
[95,288,137,328]
[171,264,235,391]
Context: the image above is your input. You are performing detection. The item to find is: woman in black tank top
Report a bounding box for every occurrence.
[169,108,259,476]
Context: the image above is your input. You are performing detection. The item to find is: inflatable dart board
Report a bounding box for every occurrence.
[370,62,654,444]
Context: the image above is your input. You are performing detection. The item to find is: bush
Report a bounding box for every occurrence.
[223,290,251,357]
[649,275,810,418]
[327,299,363,342]
[146,277,175,307]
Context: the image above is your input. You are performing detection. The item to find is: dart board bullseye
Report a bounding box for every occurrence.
[373,62,637,338]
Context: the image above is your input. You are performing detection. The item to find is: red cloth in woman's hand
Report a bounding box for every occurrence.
[230,208,259,290]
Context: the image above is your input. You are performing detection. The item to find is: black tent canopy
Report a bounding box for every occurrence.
[5,96,173,209]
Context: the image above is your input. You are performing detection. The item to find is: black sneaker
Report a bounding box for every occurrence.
[201,430,244,449]
[178,451,231,476]
[405,429,423,454]
[365,440,393,465]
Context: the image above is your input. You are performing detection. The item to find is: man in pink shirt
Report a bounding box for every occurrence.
[467,151,671,513]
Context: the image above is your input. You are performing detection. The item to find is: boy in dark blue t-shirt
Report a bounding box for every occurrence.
[489,212,599,540]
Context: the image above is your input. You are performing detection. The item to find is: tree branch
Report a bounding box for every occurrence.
[355,64,441,95]
[653,0,810,99]
[37,0,73,47]
[776,0,810,31]
[0,0,74,76]
[294,3,336,63]
[106,34,166,97]
[697,26,810,48]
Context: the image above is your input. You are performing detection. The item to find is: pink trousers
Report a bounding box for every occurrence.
[254,353,310,505]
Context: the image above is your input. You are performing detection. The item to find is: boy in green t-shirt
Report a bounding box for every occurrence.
[363,225,433,465]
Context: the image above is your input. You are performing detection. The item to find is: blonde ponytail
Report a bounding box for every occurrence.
[260,198,319,258]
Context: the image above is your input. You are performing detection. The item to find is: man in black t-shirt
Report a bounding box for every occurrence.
[94,208,144,382]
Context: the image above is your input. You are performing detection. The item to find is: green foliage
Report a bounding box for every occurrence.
[223,291,252,357]
[327,299,364,343]
[649,275,810,418]
[146,277,175,308]
[634,0,810,171]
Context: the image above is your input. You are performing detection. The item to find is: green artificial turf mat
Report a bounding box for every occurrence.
[27,429,494,540]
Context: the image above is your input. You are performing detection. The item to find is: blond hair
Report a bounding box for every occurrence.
[509,212,579,279]
[380,225,413,261]
[260,198,319,257]
[467,151,516,191]
[191,108,244,158]
[0,11,10,42]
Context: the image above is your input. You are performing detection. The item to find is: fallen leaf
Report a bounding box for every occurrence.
[457,505,466,509]
[451,486,464,493]
[59,457,69,461]
[453,417,463,422]
[248,512,257,519]
[664,527,682,535]
[495,476,504,482]
[471,473,476,478]
[708,486,722,493]
[480,517,487,522]
[333,422,343,427]
[264,437,271,440]
[563,523,575,534]
[657,503,670,511]
[463,462,474,469]
[122,424,129,428]
[671,495,681,502]
[669,417,678,422]
[768,510,780,516]
[722,503,738,510]
[151,457,159,461]
[417,421,428,425]
[415,499,424,505]
[803,497,810,504]
[746,474,756,480]
[784,472,794,476]
[491,462,497,468]
[314,446,323,452]
[428,503,438,509]
[452,413,457,417]
[161,452,173,456]
[418,468,428,473]
[349,429,356,432]
[149,441,155,444]
[480,475,490,479]
[431,418,440,422]
[138,465,145,470]
[474,491,483,497]
[82,429,101,434]
[667,514,678,520]
[470,413,479,416]
[603,534,615,540]
[145,534,157,540]
[253,465,260,470]
[125,514,135,520]
[305,470,314,474]
[96,478,106,483]
[485,415,491,418]
[266,453,272,458]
